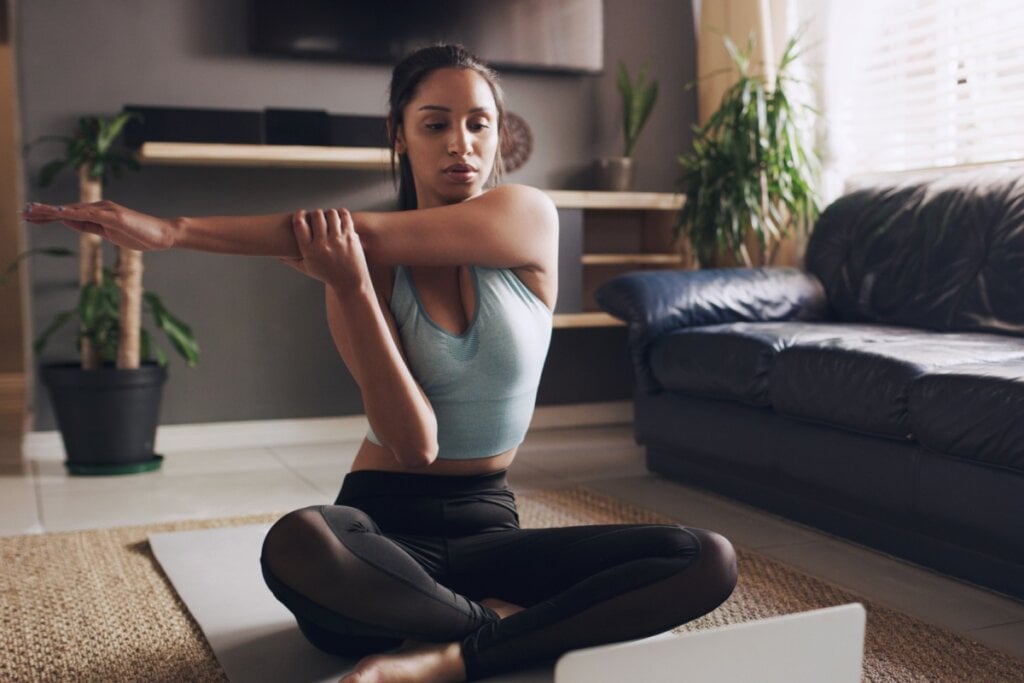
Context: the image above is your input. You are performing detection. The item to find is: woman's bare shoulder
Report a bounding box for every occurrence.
[479,184,558,236]
[482,184,555,210]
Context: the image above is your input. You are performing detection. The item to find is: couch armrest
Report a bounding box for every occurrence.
[595,267,828,392]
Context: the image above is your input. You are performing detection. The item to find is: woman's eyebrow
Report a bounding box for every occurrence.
[417,105,494,113]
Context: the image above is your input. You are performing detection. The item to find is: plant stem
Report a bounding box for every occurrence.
[77,165,102,370]
[115,247,142,369]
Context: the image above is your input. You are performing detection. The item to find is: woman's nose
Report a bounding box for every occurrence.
[447,129,471,155]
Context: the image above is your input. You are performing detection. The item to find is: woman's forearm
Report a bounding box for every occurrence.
[326,284,439,467]
[171,212,302,257]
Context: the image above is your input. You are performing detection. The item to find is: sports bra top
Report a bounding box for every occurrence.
[366,265,553,459]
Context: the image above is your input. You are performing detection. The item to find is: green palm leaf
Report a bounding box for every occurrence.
[618,61,659,157]
[676,30,820,265]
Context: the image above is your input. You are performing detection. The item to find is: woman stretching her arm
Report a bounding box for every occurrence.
[24,44,736,683]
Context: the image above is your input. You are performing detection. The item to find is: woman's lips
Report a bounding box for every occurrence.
[444,164,478,183]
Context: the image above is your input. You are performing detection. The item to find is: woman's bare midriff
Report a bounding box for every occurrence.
[350,438,517,475]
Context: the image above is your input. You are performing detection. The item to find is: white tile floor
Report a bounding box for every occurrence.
[3,423,1023,664]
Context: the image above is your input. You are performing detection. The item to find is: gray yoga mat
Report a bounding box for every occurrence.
[149,524,553,683]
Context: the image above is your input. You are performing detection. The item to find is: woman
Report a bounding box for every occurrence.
[23,45,736,683]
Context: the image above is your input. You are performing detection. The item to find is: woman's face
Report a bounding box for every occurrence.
[395,67,499,209]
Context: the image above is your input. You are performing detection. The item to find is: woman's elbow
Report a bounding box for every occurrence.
[392,438,439,469]
[381,420,439,468]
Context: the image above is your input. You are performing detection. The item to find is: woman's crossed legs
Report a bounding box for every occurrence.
[260,472,737,681]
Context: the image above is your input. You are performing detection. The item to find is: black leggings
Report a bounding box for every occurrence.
[260,470,737,680]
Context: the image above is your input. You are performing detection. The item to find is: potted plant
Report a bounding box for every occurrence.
[595,61,658,191]
[675,34,820,267]
[17,113,199,474]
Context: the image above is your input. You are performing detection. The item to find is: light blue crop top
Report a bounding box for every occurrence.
[366,265,553,459]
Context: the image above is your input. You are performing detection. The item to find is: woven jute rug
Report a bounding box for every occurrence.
[1,487,1022,682]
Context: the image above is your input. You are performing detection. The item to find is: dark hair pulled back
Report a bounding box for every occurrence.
[387,44,505,210]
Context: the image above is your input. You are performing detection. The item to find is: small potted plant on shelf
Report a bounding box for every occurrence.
[675,34,820,267]
[595,61,659,191]
[14,112,199,475]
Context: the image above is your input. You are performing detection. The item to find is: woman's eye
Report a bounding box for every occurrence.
[425,122,446,131]
[470,122,491,132]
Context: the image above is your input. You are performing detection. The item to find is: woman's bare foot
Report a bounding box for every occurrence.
[480,597,525,619]
[338,641,465,683]
[339,600,523,681]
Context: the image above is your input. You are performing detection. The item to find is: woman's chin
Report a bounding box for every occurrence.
[419,181,488,207]
[445,184,486,203]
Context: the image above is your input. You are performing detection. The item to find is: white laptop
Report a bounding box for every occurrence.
[554,603,866,683]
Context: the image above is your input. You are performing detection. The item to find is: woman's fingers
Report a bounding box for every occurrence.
[290,207,356,263]
[22,203,116,235]
[22,208,105,236]
[337,208,354,236]
[281,207,364,287]
[21,203,67,222]
[309,209,329,243]
[291,209,311,244]
[324,208,343,239]
[24,201,104,219]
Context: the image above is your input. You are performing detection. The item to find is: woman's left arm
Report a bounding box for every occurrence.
[282,208,439,467]
[353,184,559,271]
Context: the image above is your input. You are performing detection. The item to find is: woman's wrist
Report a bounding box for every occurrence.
[328,279,374,304]
[167,216,187,250]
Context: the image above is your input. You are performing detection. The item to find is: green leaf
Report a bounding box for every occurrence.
[153,341,169,367]
[37,159,69,188]
[145,292,200,366]
[618,60,658,157]
[1,247,75,285]
[89,158,105,181]
[36,112,141,189]
[97,111,138,154]
[33,310,75,354]
[78,284,102,328]
[140,328,169,367]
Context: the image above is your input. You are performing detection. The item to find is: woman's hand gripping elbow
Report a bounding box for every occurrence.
[279,208,370,291]
[283,208,439,468]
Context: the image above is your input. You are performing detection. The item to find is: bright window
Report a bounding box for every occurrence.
[841,0,1024,174]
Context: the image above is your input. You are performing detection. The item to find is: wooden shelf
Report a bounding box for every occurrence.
[136,142,391,170]
[552,312,624,328]
[544,190,683,210]
[135,143,685,211]
[581,253,683,266]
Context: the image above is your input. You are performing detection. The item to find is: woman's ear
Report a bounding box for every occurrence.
[387,116,407,154]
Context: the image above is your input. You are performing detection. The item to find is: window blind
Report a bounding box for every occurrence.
[841,0,1024,174]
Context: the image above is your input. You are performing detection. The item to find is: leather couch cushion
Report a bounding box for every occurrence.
[909,360,1024,471]
[595,268,828,393]
[805,170,1024,335]
[649,322,890,406]
[771,331,1024,439]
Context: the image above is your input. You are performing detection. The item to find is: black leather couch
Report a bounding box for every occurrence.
[596,170,1024,599]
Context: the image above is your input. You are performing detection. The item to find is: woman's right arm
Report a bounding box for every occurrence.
[22,200,302,257]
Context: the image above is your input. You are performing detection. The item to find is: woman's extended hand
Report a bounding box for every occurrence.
[21,200,177,251]
[279,208,370,290]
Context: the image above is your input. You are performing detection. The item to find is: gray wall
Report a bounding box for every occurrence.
[18,0,696,429]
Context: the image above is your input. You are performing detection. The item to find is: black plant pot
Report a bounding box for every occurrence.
[41,362,167,475]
